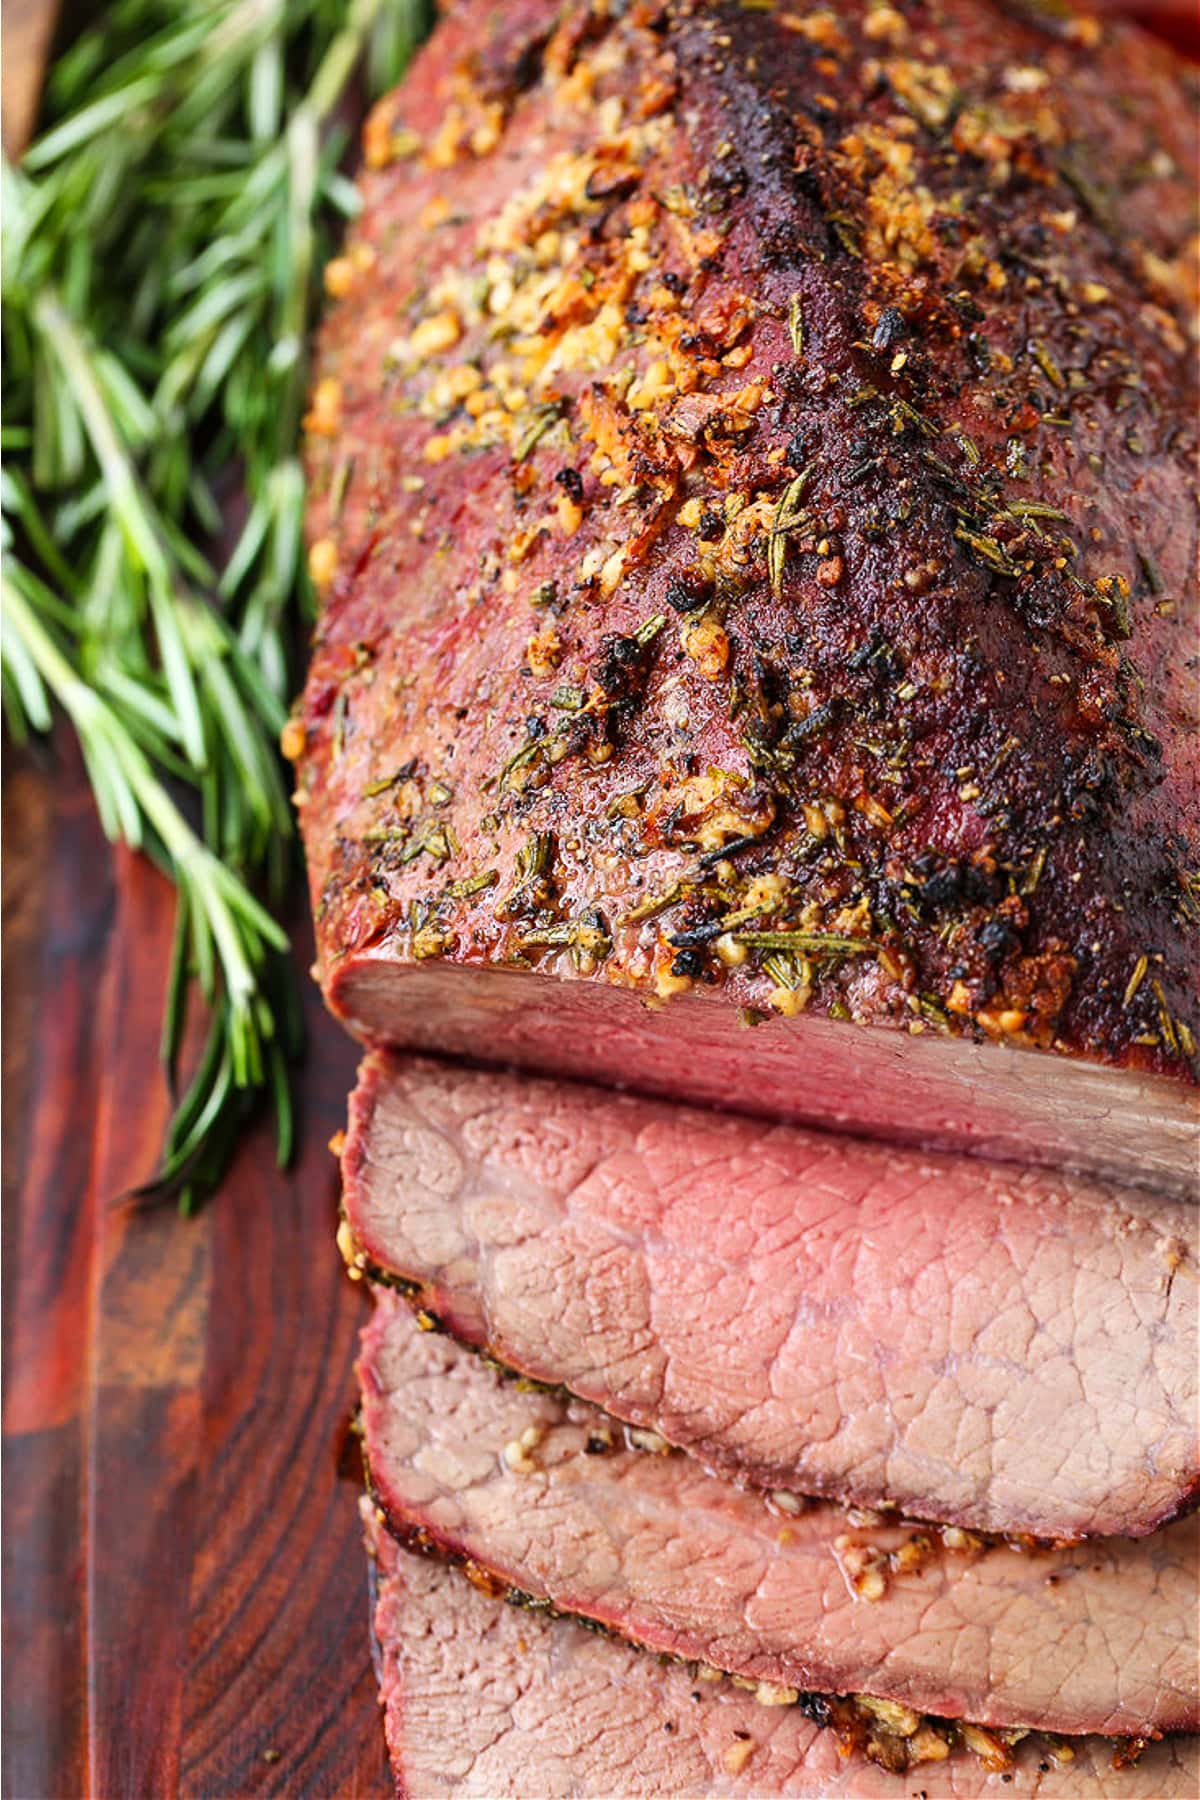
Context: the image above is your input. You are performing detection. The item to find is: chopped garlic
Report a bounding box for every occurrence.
[307,538,338,592]
[857,1696,922,1737]
[722,1739,755,1775]
[626,1425,670,1456]
[754,1682,799,1707]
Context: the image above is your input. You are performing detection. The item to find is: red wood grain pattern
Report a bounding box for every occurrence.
[2,738,389,1800]
[84,850,210,1800]
[3,740,112,1800]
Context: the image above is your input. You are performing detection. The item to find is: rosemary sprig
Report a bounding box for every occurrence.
[732,930,876,955]
[2,0,431,1206]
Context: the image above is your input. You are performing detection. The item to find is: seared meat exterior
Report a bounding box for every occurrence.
[342,1052,1198,1540]
[365,1506,1200,1799]
[297,0,1199,1190]
[359,1294,1199,1738]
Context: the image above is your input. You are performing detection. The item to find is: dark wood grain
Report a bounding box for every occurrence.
[2,737,389,1800]
[3,739,110,1800]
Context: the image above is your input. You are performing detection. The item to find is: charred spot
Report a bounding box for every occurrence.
[966,331,992,374]
[872,307,907,350]
[585,164,642,204]
[770,363,807,405]
[906,854,1000,916]
[796,93,839,130]
[698,507,726,539]
[786,422,821,468]
[948,289,985,325]
[661,270,687,295]
[503,1586,550,1613]
[668,884,735,947]
[844,437,885,487]
[979,916,1020,962]
[791,161,827,210]
[575,1613,614,1638]
[1009,578,1068,634]
[1118,716,1163,762]
[670,947,705,978]
[845,632,902,689]
[505,33,551,95]
[583,630,665,752]
[797,1693,835,1729]
[554,467,584,502]
[665,573,713,615]
[782,695,843,747]
[846,630,885,673]
[859,503,891,539]
[595,634,650,700]
[667,917,731,949]
[1062,749,1120,821]
[470,19,553,103]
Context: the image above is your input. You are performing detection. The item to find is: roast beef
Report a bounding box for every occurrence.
[366,1510,1200,1799]
[359,1294,1198,1738]
[295,0,1199,1191]
[342,1051,1198,1540]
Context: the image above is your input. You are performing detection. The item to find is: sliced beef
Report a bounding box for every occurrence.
[297,0,1199,1191]
[365,1505,1200,1799]
[343,1052,1198,1541]
[359,1294,1199,1739]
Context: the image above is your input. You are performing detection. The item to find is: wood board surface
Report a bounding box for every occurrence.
[2,735,390,1800]
[0,17,386,1795]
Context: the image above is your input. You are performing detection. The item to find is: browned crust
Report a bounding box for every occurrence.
[298,0,1199,1091]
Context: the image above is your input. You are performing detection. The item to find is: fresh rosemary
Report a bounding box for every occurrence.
[1,0,430,1207]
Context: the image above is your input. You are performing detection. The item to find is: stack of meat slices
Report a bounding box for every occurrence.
[294,0,1200,1792]
[342,1059,1198,1794]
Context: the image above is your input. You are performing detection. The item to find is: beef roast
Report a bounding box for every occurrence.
[343,1051,1198,1541]
[366,1511,1200,1799]
[296,0,1199,1191]
[359,1294,1199,1738]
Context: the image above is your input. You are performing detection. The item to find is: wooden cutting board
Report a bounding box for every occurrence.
[2,733,391,1800]
[0,18,387,1794]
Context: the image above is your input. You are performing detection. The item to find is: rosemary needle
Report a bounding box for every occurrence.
[2,0,431,1208]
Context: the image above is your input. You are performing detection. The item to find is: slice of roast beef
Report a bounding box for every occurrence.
[359,1294,1198,1739]
[342,1051,1198,1541]
[296,0,1199,1192]
[366,1511,1200,1800]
